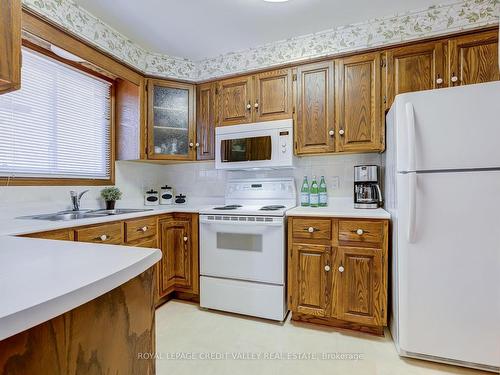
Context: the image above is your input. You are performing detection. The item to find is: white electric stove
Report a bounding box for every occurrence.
[199,178,296,321]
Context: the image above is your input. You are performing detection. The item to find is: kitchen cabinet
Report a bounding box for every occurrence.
[217,75,254,126]
[254,69,293,122]
[146,79,196,160]
[196,82,216,160]
[385,41,445,109]
[335,52,383,152]
[289,243,333,317]
[288,216,388,335]
[337,246,385,326]
[158,213,199,298]
[217,68,292,126]
[75,222,124,245]
[0,0,21,94]
[295,61,335,155]
[448,30,499,87]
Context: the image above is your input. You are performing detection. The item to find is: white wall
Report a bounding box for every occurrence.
[0,153,381,209]
[0,161,165,210]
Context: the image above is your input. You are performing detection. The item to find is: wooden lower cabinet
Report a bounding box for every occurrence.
[288,216,388,335]
[157,213,199,300]
[0,0,21,94]
[290,244,333,317]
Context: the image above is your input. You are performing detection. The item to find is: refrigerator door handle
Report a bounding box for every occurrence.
[408,172,417,243]
[406,102,416,172]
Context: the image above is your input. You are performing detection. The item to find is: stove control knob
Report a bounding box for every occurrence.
[282,148,287,153]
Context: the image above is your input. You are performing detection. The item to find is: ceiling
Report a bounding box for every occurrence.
[76,0,446,61]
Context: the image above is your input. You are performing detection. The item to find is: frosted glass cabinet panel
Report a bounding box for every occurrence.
[147,79,195,160]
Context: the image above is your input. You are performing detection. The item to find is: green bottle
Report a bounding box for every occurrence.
[300,176,310,207]
[319,176,328,207]
[310,176,319,208]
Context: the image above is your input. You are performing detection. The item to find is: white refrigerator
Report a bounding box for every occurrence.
[384,81,500,372]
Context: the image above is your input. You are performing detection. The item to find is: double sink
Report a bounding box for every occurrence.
[22,208,153,221]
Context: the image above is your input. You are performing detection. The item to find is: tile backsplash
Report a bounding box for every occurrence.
[153,153,382,201]
[0,153,381,209]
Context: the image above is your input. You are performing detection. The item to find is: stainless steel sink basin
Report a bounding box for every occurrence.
[18,208,154,221]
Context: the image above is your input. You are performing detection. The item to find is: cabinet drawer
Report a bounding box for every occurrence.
[133,237,158,249]
[292,218,332,240]
[124,217,157,243]
[75,223,123,245]
[23,229,73,241]
[338,220,384,244]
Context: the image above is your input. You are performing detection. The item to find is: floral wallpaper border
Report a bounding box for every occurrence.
[22,0,500,82]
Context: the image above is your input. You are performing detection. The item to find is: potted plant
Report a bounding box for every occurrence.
[100,187,122,210]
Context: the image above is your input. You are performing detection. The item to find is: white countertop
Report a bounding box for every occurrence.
[0,236,161,340]
[286,198,391,219]
[0,197,388,340]
[0,203,211,237]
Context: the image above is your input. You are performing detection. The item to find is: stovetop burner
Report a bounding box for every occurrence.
[213,204,243,210]
[259,205,286,211]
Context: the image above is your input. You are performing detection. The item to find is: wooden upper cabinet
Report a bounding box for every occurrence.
[335,53,383,153]
[196,82,216,160]
[448,30,499,87]
[337,246,385,326]
[217,75,253,126]
[147,79,196,160]
[385,41,444,108]
[0,0,21,94]
[254,69,293,122]
[290,244,333,317]
[295,61,335,155]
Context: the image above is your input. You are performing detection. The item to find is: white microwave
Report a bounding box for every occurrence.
[215,119,294,170]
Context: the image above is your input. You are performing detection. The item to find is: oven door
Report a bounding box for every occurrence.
[199,215,285,284]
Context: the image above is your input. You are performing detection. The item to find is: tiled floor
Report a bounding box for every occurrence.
[156,301,490,375]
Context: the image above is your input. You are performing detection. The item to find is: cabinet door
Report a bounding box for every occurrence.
[385,41,444,109]
[448,30,499,87]
[337,247,385,326]
[0,0,21,94]
[196,82,216,160]
[290,244,333,317]
[147,79,195,160]
[295,61,335,155]
[159,217,198,297]
[335,53,382,152]
[254,68,292,122]
[217,75,253,126]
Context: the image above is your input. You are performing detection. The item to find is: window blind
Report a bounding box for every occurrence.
[0,48,112,180]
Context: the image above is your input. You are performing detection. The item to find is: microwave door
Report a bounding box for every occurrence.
[221,136,272,163]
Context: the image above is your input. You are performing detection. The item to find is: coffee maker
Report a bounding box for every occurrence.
[354,165,382,209]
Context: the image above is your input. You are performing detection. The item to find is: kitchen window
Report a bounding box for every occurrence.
[0,46,113,185]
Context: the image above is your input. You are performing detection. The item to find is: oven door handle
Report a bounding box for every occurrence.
[200,218,283,227]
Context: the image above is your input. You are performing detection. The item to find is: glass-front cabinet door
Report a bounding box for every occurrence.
[147,79,196,160]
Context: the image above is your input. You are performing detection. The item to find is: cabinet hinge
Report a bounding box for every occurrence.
[380,59,386,68]
[292,106,295,114]
[292,73,297,81]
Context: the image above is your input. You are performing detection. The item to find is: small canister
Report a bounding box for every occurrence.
[144,189,159,206]
[175,194,187,205]
[160,185,174,205]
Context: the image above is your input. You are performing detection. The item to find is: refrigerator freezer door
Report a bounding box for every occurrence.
[392,81,500,173]
[396,171,500,368]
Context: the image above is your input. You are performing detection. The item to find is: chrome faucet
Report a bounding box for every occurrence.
[70,190,89,211]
